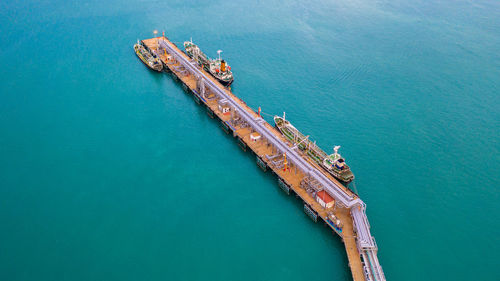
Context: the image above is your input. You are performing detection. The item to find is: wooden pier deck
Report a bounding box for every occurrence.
[140,37,381,281]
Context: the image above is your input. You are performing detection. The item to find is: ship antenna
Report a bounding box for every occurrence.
[334,145,341,155]
[283,111,286,121]
[217,50,222,61]
[190,37,192,43]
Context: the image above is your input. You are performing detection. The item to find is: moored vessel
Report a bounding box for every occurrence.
[134,40,163,72]
[274,113,355,184]
[183,39,234,86]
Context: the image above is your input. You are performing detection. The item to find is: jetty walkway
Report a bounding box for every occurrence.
[141,36,386,281]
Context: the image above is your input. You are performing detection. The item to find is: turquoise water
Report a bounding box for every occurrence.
[1,0,499,280]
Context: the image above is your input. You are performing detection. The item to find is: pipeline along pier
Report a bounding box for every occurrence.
[140,36,386,281]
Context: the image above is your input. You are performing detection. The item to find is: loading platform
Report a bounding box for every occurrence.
[140,36,386,281]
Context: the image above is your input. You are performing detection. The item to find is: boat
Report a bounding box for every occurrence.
[274,112,355,184]
[183,39,234,86]
[134,40,163,72]
[326,213,343,236]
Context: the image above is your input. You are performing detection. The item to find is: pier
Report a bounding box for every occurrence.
[141,36,386,281]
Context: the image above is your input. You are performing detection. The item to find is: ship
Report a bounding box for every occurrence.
[274,113,355,184]
[183,39,234,86]
[134,40,163,72]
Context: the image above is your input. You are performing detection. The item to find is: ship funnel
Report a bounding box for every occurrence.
[221,60,226,72]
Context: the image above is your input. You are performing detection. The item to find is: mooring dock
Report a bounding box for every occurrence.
[140,36,386,281]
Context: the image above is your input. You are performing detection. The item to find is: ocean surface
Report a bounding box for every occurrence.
[1,0,499,280]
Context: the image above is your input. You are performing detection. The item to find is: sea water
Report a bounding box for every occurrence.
[0,0,499,280]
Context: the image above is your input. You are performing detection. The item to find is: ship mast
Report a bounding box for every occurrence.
[292,135,309,150]
[333,145,341,156]
[217,50,222,61]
